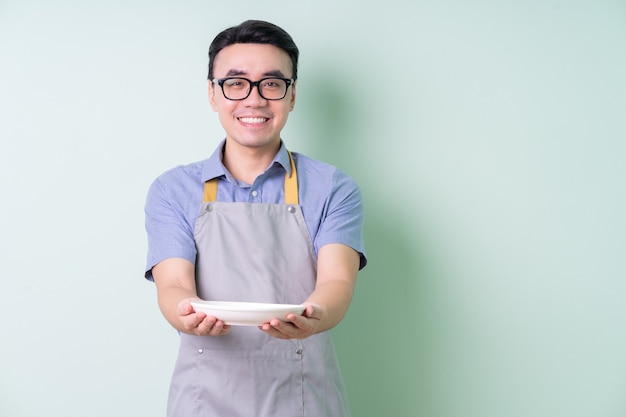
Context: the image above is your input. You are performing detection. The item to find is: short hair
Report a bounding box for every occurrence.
[208,20,299,81]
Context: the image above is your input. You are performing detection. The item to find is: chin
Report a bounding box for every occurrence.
[231,136,280,149]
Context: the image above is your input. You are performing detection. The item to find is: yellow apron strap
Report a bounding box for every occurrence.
[202,150,298,204]
[284,151,299,205]
[203,179,218,203]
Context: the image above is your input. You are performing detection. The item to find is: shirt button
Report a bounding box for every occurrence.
[295,348,303,355]
[198,349,203,354]
[288,206,296,213]
[251,190,258,197]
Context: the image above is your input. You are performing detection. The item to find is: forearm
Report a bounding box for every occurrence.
[152,257,199,333]
[306,243,360,333]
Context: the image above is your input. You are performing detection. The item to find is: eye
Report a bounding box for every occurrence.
[224,78,247,89]
[261,79,285,90]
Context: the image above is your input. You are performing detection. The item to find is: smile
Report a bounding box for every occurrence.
[238,117,269,124]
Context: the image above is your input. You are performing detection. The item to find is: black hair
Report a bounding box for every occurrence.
[208,20,299,81]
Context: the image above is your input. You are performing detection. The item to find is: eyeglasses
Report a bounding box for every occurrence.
[212,77,294,101]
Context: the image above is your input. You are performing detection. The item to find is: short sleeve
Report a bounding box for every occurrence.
[314,169,367,270]
[144,177,198,280]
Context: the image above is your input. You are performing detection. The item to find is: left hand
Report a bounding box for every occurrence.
[259,304,322,339]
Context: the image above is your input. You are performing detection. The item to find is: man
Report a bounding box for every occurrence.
[144,20,367,417]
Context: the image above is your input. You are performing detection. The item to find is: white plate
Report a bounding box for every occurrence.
[190,300,305,326]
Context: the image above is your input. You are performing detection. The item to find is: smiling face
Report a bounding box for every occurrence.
[209,43,296,153]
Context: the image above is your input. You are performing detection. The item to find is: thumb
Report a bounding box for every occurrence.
[304,304,321,319]
[178,298,194,315]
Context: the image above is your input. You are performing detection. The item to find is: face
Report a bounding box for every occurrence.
[209,43,296,152]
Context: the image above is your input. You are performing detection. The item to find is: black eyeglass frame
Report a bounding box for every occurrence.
[212,77,295,101]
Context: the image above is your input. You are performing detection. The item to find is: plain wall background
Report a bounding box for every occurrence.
[1,1,625,416]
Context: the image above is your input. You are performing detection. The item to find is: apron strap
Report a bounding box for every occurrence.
[203,151,298,204]
[284,150,298,205]
[203,178,218,203]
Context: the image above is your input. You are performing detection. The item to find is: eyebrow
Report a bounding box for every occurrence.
[225,69,288,78]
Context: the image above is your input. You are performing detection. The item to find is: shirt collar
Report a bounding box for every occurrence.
[201,139,292,183]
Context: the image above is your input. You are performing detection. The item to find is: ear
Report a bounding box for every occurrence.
[289,81,296,112]
[208,81,219,111]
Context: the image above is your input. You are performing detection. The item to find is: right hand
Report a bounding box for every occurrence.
[178,298,231,337]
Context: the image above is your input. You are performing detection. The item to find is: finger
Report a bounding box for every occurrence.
[182,311,206,332]
[270,318,302,338]
[285,313,310,329]
[199,316,231,337]
[197,315,218,334]
[260,321,289,339]
[206,319,227,336]
[219,324,232,335]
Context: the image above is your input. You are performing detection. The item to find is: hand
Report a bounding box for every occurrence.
[178,298,231,337]
[259,304,321,340]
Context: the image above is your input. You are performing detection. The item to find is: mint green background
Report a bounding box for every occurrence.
[1,1,625,416]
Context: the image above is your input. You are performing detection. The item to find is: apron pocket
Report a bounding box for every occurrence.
[193,345,304,417]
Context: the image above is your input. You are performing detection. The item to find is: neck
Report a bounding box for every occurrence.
[222,139,281,184]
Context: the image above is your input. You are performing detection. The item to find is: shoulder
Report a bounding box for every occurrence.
[149,159,206,195]
[292,152,361,193]
[153,159,206,186]
[292,152,335,175]
[292,152,357,186]
[145,159,208,214]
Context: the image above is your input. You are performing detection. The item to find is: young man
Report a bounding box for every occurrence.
[144,20,367,417]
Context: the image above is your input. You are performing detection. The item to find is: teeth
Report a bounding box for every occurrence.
[239,117,267,124]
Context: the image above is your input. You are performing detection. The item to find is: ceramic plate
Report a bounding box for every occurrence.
[190,300,305,326]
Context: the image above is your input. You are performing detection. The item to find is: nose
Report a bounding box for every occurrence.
[243,84,267,106]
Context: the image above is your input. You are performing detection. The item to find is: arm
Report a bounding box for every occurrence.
[260,243,360,339]
[152,257,230,337]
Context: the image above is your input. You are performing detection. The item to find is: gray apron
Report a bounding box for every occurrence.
[167,152,350,417]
